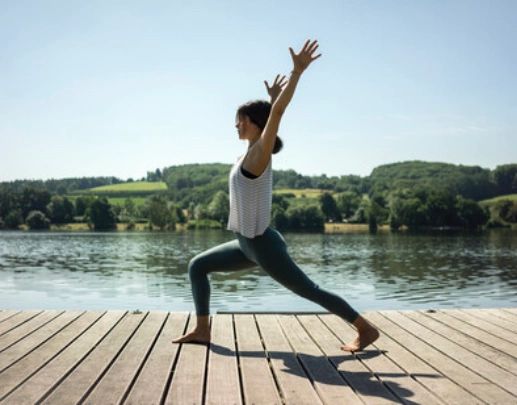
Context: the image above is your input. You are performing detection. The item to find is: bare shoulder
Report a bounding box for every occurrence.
[242,142,272,177]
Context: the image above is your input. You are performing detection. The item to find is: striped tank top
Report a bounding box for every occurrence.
[226,150,273,238]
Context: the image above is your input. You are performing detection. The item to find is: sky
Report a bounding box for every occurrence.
[1,0,516,182]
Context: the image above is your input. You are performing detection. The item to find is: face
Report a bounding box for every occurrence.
[235,114,247,139]
[235,114,259,141]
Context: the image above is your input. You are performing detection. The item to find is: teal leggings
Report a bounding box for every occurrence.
[188,226,359,323]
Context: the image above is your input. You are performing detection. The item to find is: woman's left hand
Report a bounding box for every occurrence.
[264,74,288,101]
[289,39,322,74]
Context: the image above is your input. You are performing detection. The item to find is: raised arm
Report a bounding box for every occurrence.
[272,39,321,115]
[258,39,322,156]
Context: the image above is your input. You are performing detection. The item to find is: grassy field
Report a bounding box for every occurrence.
[479,193,517,205]
[273,188,335,198]
[88,181,167,193]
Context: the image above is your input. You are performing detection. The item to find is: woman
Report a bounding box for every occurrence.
[172,39,379,352]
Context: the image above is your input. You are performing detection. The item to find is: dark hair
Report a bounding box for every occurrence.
[236,99,284,154]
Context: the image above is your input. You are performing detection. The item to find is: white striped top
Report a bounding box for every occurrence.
[226,150,273,238]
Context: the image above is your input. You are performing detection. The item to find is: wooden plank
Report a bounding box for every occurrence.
[499,309,517,321]
[205,314,242,405]
[412,310,517,374]
[383,310,517,401]
[349,312,475,404]
[477,309,517,331]
[255,314,323,405]
[461,309,517,334]
[502,308,517,316]
[83,311,168,404]
[40,310,144,404]
[0,310,43,335]
[234,314,282,405]
[0,310,20,324]
[428,310,517,358]
[319,313,444,405]
[164,313,208,405]
[124,312,189,405]
[0,310,80,373]
[277,314,363,405]
[445,309,517,344]
[367,311,503,404]
[0,310,65,352]
[1,311,122,403]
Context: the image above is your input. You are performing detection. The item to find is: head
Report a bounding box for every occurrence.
[235,99,283,154]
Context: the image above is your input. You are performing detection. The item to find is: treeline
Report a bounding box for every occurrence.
[0,170,166,195]
[0,190,187,231]
[0,161,515,232]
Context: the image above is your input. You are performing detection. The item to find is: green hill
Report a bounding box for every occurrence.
[369,160,497,200]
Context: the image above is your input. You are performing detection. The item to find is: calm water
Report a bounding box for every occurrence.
[0,229,516,313]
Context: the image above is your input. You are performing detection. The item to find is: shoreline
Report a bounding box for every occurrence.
[2,222,515,233]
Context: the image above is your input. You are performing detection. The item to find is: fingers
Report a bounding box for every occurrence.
[274,74,287,85]
[301,39,311,53]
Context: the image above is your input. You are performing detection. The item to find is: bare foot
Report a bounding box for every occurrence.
[171,329,211,344]
[341,326,379,352]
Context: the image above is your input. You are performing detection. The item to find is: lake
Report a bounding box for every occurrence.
[1,228,516,314]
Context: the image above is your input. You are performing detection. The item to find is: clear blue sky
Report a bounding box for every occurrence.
[1,0,516,182]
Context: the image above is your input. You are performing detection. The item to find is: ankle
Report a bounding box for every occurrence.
[352,315,376,333]
[195,315,211,332]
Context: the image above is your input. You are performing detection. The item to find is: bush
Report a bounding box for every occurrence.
[455,197,489,228]
[26,210,50,230]
[0,216,4,230]
[271,204,289,231]
[285,205,325,231]
[497,200,517,223]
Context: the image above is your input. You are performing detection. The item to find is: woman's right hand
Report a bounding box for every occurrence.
[264,74,288,101]
[289,39,322,74]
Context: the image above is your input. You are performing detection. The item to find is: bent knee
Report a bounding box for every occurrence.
[188,256,207,278]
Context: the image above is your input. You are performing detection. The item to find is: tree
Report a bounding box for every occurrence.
[367,200,385,233]
[399,198,427,229]
[455,196,489,228]
[194,203,208,220]
[87,197,117,231]
[74,196,95,217]
[319,192,341,222]
[47,196,75,224]
[20,187,51,219]
[424,188,457,227]
[336,191,361,220]
[286,205,325,231]
[26,210,50,230]
[492,164,517,195]
[124,198,136,218]
[148,195,174,230]
[4,209,23,229]
[0,190,19,219]
[207,191,229,225]
[271,204,289,231]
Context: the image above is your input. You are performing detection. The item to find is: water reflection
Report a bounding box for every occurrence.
[0,229,516,312]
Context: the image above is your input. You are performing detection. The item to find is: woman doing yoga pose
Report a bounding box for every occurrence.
[172,39,379,352]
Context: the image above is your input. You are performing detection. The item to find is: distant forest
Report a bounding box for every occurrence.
[1,161,516,231]
[2,161,515,203]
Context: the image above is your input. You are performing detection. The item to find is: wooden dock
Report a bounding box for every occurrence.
[0,308,516,404]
